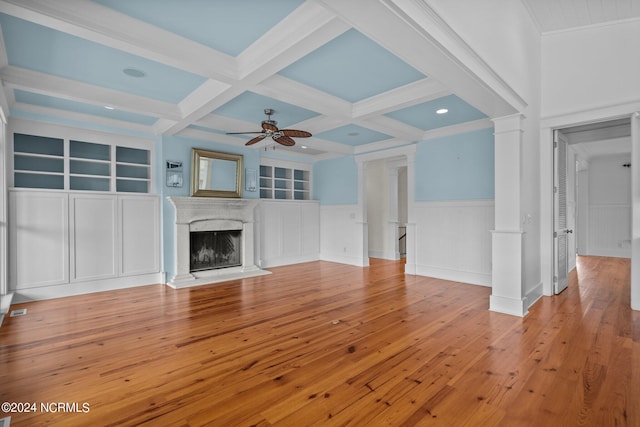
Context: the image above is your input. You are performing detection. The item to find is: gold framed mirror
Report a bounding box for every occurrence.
[190,149,243,198]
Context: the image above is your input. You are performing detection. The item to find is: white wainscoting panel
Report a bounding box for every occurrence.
[120,195,160,276]
[258,200,319,268]
[9,191,69,289]
[414,200,494,286]
[319,204,367,266]
[587,204,631,258]
[70,194,117,282]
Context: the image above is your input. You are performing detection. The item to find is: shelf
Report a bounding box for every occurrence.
[13,132,152,194]
[259,164,311,201]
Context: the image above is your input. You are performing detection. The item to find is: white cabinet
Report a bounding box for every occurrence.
[119,195,160,276]
[257,200,320,268]
[9,190,160,299]
[9,191,69,288]
[70,194,117,281]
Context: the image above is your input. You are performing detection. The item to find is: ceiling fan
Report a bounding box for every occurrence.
[226,108,311,147]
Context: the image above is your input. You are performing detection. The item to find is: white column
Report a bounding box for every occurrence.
[405,152,417,275]
[0,119,7,318]
[490,114,527,316]
[631,112,640,311]
[387,163,400,260]
[356,159,369,267]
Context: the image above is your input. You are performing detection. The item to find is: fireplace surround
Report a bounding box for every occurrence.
[167,197,269,288]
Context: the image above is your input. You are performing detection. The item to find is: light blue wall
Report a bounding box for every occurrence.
[160,135,260,281]
[313,155,358,205]
[415,128,494,201]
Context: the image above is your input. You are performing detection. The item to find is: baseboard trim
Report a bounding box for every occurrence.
[415,264,491,287]
[489,294,527,317]
[11,273,163,303]
[260,254,320,269]
[320,252,369,267]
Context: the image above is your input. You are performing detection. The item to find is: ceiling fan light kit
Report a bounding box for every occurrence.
[226,109,311,147]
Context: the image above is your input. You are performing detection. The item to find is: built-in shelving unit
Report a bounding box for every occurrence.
[260,163,311,200]
[13,133,151,193]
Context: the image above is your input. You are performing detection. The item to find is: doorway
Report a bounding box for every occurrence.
[551,118,632,295]
[365,157,408,260]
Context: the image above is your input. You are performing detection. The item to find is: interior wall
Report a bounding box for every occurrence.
[541,20,640,119]
[585,154,632,258]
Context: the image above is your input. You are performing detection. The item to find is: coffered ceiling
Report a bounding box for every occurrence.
[0,0,519,159]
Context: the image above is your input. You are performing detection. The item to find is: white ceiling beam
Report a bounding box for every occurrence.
[253,75,352,119]
[354,115,425,142]
[420,117,494,141]
[238,2,350,82]
[352,78,450,119]
[1,66,181,120]
[14,102,154,134]
[0,0,238,81]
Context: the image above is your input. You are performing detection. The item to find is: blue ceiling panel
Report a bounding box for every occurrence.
[93,0,306,57]
[0,13,206,103]
[316,124,392,146]
[279,29,426,102]
[14,90,158,125]
[385,94,487,131]
[214,91,319,128]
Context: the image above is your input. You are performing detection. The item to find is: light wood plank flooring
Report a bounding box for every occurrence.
[0,256,638,426]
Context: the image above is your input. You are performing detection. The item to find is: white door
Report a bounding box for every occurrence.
[554,130,572,294]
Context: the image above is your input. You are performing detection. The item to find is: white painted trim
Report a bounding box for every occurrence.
[0,292,14,327]
[416,264,491,287]
[11,273,163,303]
[489,294,527,317]
[1,66,181,120]
[12,102,154,135]
[10,117,154,148]
[541,109,640,299]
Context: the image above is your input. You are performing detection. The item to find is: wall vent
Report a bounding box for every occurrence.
[9,309,27,317]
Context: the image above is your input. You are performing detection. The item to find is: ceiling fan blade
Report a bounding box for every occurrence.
[245,134,267,146]
[282,129,312,138]
[262,122,278,132]
[226,131,264,135]
[273,134,295,146]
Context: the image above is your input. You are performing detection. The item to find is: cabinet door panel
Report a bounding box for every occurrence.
[70,195,117,281]
[120,196,160,276]
[10,192,69,289]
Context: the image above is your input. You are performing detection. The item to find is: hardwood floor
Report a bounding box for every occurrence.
[0,256,638,426]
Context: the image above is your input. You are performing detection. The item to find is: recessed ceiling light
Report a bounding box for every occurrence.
[301,145,308,149]
[104,106,115,110]
[436,108,449,114]
[123,68,146,78]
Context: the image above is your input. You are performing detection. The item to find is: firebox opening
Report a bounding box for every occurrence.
[190,230,242,272]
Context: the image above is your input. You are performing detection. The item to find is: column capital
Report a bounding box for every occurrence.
[492,113,525,134]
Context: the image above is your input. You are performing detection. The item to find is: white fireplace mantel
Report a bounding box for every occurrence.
[167,197,270,288]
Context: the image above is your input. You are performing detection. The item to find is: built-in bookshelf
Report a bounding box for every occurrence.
[13,133,151,193]
[259,163,311,200]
